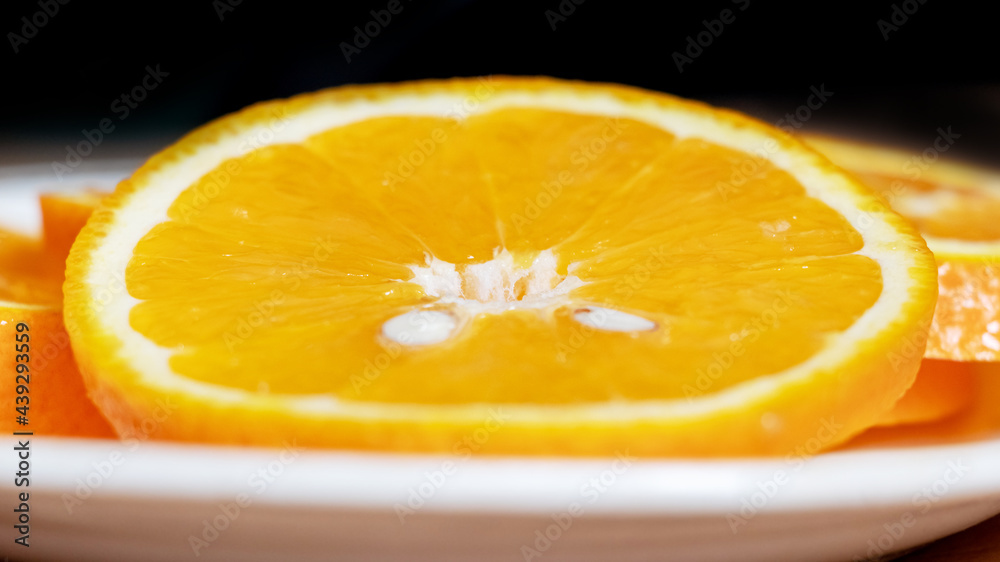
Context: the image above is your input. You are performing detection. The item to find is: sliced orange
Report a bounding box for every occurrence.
[805,134,1000,362]
[63,77,937,457]
[40,190,108,261]
[875,359,975,427]
[842,361,1000,450]
[0,229,63,304]
[0,228,115,438]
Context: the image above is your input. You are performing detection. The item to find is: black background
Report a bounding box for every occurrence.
[1,0,998,167]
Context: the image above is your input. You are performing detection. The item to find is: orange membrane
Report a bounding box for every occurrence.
[126,109,880,404]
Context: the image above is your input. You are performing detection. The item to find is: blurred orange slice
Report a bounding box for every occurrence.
[0,227,114,438]
[40,189,108,260]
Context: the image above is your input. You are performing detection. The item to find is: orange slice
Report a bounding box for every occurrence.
[875,359,976,427]
[0,228,115,438]
[40,190,108,260]
[63,77,937,457]
[842,361,1000,450]
[805,134,1000,362]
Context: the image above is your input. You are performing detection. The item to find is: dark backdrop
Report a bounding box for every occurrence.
[1,0,997,167]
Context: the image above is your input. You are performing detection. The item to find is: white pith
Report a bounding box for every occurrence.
[80,86,927,421]
[406,249,584,313]
[381,309,458,346]
[572,307,657,332]
[382,249,656,344]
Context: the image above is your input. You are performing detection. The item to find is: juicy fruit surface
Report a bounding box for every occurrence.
[804,134,1000,361]
[931,260,1000,360]
[65,78,938,456]
[129,110,879,403]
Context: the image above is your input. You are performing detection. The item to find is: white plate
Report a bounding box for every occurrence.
[2,163,999,562]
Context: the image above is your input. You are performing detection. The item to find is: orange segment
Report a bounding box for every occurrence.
[931,259,1000,361]
[805,134,1000,361]
[63,78,937,456]
[305,116,498,263]
[0,228,115,438]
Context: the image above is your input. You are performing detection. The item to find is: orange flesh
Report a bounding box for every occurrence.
[860,171,1000,361]
[925,259,1000,361]
[124,110,881,405]
[805,135,1000,362]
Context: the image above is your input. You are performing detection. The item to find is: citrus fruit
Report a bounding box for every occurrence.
[842,361,1000,450]
[805,134,1000,362]
[40,189,108,260]
[0,227,115,437]
[0,229,63,304]
[63,77,937,457]
[875,359,975,427]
